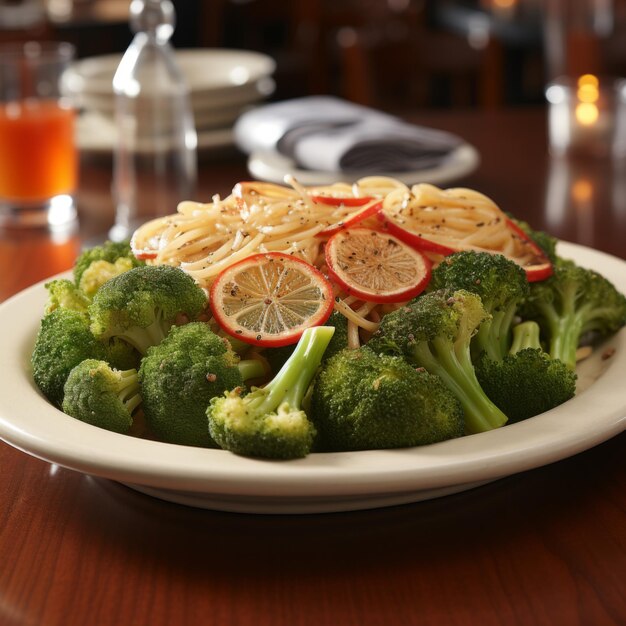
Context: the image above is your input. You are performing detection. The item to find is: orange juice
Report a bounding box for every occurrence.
[0,100,77,202]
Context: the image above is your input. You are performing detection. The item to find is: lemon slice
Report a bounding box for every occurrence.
[209,252,334,347]
[325,228,431,303]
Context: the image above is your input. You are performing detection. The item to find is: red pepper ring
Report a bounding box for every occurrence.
[310,194,374,207]
[377,208,553,282]
[377,211,454,256]
[315,200,383,237]
[505,218,553,282]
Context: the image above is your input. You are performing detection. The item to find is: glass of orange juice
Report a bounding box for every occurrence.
[0,42,77,228]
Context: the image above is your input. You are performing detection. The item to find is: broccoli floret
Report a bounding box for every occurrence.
[62,359,141,433]
[73,240,143,289]
[521,258,626,369]
[207,326,335,459]
[309,347,463,451]
[44,279,91,316]
[79,257,137,298]
[89,265,207,354]
[476,321,577,423]
[429,251,529,362]
[324,310,350,360]
[261,311,349,376]
[139,323,267,447]
[103,337,141,371]
[367,289,508,434]
[31,308,107,407]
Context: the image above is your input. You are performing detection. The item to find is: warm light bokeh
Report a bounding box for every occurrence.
[492,0,516,7]
[575,74,600,126]
[571,178,593,203]
[575,102,600,125]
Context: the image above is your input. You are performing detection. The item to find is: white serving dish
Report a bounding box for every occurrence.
[0,242,624,514]
[62,48,276,127]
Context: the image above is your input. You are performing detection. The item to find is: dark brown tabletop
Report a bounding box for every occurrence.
[0,107,624,626]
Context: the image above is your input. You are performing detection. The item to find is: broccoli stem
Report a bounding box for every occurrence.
[256,326,335,415]
[118,313,172,354]
[474,319,499,361]
[548,299,621,370]
[414,337,508,434]
[548,316,584,370]
[116,369,142,414]
[473,302,517,362]
[510,321,542,354]
[238,358,267,381]
[497,302,517,356]
[535,300,586,369]
[539,279,587,369]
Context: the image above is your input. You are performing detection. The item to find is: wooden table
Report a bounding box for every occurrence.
[0,108,624,626]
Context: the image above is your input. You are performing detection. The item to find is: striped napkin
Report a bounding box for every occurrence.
[234,96,463,173]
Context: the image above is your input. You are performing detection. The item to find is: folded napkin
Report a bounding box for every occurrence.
[234,96,463,173]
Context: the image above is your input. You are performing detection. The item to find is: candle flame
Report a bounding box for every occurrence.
[575,103,599,126]
[578,74,599,88]
[572,179,593,203]
[575,75,600,125]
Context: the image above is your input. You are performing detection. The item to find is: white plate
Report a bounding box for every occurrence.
[248,143,481,186]
[0,242,624,514]
[77,112,234,154]
[62,49,276,108]
[77,94,257,129]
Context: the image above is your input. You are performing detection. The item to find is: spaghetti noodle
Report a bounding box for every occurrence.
[131,177,538,347]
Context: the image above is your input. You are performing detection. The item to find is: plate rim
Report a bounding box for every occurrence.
[247,143,481,186]
[76,113,235,154]
[0,241,624,500]
[62,48,277,96]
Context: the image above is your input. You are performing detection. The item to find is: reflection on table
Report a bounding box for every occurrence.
[0,106,624,626]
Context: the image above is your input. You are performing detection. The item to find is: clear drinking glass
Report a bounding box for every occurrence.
[613,79,626,160]
[0,41,77,228]
[546,74,617,158]
[110,0,197,242]
[542,0,614,81]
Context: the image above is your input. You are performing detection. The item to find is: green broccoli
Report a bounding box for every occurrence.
[262,311,349,376]
[429,251,529,362]
[367,289,508,434]
[309,347,464,451]
[139,322,267,447]
[508,319,542,353]
[73,240,143,292]
[89,265,207,354]
[44,279,90,316]
[475,321,577,423]
[103,337,141,371]
[207,326,335,459]
[520,258,626,369]
[79,257,137,298]
[62,359,141,434]
[323,310,350,360]
[31,308,107,407]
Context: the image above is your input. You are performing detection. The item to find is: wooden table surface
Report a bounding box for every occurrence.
[0,108,624,626]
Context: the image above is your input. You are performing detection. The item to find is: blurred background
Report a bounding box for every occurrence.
[3,0,626,298]
[1,0,626,112]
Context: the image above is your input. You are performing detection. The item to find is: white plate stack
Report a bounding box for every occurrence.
[61,48,276,153]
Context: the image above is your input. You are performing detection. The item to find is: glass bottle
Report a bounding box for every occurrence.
[110,0,197,242]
